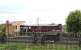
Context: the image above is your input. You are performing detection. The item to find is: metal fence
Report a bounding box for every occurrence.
[0,32,81,50]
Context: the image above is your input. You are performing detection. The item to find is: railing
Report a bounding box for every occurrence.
[1,32,81,50]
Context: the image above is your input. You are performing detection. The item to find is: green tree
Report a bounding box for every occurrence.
[63,25,67,32]
[66,10,81,33]
[0,24,6,42]
[0,24,6,36]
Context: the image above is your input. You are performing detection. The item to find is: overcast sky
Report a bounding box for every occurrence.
[0,0,81,25]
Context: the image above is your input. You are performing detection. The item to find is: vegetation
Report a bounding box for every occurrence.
[63,25,67,32]
[66,10,81,33]
[0,43,80,50]
[0,24,6,36]
[0,24,6,42]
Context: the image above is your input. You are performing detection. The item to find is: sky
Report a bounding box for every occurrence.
[0,0,81,25]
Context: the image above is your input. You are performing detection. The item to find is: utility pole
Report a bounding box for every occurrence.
[6,20,9,37]
[37,17,39,26]
[6,20,9,42]
[37,17,40,32]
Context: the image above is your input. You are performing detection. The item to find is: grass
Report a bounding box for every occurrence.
[0,42,80,50]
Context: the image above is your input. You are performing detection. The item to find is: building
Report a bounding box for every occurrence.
[5,20,63,37]
[5,20,25,37]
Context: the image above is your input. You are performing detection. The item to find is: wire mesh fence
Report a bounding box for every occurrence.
[0,32,81,50]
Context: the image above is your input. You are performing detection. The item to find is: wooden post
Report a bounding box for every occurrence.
[6,20,9,37]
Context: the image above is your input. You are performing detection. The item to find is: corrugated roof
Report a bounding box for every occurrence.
[21,24,60,26]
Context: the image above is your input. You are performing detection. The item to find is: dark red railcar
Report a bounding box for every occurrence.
[20,24,62,32]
